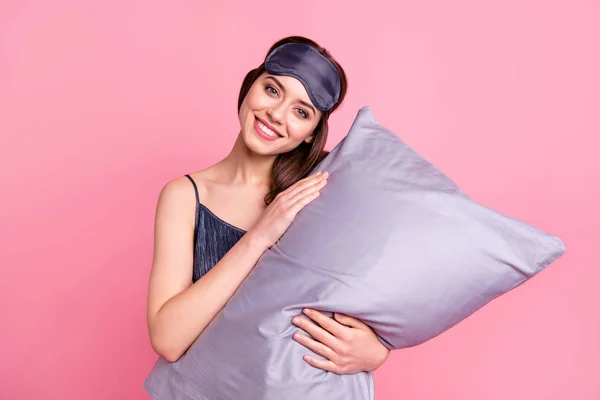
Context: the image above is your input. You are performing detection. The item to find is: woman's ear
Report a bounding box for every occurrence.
[304,135,315,144]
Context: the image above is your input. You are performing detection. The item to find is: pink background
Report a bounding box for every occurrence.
[1,1,597,399]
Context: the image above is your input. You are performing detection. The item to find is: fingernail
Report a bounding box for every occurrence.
[292,317,301,324]
[303,308,312,315]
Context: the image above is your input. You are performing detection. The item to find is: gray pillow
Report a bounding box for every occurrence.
[144,106,567,400]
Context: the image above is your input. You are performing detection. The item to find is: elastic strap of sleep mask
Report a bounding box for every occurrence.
[264,43,341,112]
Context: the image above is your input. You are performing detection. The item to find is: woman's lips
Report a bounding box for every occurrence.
[256,117,281,136]
[254,117,282,141]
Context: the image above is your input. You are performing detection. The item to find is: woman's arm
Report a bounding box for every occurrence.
[147,172,328,362]
[146,177,268,362]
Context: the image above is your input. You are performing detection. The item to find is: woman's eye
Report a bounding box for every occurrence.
[297,109,308,118]
[266,85,278,96]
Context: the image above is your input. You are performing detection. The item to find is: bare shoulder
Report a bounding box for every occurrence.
[182,167,219,201]
[153,169,211,227]
[157,167,216,206]
[157,176,194,209]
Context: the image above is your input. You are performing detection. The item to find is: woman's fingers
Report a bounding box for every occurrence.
[288,177,328,214]
[280,172,321,198]
[289,190,320,216]
[246,171,329,250]
[284,171,328,200]
[288,176,327,204]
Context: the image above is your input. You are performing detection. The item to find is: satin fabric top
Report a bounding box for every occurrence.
[184,174,247,284]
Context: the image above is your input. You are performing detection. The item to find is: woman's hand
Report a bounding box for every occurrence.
[247,171,328,250]
[292,308,390,374]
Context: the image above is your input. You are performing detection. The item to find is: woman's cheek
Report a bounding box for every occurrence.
[287,121,310,140]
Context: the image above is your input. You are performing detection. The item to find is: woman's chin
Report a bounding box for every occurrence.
[242,134,279,156]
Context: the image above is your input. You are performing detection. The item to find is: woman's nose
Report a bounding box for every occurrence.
[267,104,285,124]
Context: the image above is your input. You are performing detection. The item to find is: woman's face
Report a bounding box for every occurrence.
[238,72,323,156]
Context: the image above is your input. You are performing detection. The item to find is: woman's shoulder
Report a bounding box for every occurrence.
[156,168,215,212]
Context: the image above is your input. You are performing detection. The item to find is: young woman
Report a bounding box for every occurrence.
[145,36,390,390]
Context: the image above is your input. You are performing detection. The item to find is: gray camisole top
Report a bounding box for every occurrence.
[184,174,247,283]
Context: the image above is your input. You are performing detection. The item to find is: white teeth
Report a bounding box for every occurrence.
[257,120,279,137]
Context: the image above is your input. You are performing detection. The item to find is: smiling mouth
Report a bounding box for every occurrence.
[256,117,283,138]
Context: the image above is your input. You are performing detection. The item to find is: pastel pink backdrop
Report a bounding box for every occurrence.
[1,1,597,399]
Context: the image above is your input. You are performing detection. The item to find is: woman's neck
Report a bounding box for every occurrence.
[218,132,276,187]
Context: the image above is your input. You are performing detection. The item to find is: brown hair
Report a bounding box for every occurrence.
[237,36,348,205]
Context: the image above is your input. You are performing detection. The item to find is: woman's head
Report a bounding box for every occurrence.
[237,36,348,205]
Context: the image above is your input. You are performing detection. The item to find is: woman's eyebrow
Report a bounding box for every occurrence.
[265,76,316,115]
[298,100,316,115]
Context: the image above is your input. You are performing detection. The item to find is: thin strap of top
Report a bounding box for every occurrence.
[184,174,200,249]
[185,174,200,205]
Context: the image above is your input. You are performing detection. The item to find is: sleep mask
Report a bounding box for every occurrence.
[264,43,341,111]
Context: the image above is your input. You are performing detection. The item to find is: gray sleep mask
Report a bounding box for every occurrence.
[265,43,341,111]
